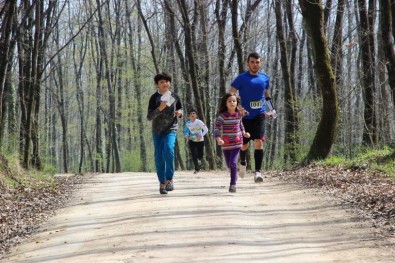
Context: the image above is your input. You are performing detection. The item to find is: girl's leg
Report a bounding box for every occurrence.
[223,149,239,186]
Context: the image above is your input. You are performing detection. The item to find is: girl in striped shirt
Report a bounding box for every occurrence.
[214,93,250,193]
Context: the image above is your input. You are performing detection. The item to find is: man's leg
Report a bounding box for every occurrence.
[253,139,264,182]
[238,143,248,178]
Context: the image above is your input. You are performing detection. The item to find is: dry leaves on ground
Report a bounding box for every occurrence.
[0,174,85,259]
[270,165,395,236]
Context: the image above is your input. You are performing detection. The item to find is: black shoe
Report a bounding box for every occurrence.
[160,183,168,194]
[165,180,174,191]
[229,185,237,193]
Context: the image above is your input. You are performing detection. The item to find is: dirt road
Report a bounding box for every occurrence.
[3,171,395,262]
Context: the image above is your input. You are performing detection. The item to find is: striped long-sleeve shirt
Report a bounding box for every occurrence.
[214,111,245,150]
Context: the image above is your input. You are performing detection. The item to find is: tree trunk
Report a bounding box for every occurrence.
[358,0,377,146]
[380,0,395,110]
[127,3,148,171]
[276,0,299,164]
[299,0,339,162]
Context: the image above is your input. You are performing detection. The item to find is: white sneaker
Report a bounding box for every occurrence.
[239,164,246,178]
[254,171,263,183]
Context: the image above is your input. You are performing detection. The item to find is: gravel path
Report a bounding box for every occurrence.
[3,171,394,262]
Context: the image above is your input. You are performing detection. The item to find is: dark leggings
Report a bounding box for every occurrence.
[189,141,204,171]
[223,148,240,186]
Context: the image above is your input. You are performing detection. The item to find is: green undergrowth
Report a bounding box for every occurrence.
[317,148,395,178]
[0,153,56,191]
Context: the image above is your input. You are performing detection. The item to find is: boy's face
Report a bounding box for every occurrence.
[156,79,171,93]
[189,112,197,121]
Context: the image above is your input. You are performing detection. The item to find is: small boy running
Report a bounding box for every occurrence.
[184,109,208,174]
[147,72,183,194]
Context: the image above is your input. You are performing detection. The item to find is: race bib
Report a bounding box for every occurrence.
[250,100,262,109]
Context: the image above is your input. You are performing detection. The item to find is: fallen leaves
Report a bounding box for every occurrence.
[271,165,395,236]
[0,174,85,259]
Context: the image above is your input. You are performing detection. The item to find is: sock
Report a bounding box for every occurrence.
[240,150,247,165]
[254,149,263,171]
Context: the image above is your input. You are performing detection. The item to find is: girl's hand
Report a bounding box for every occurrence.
[243,132,250,138]
[216,138,224,145]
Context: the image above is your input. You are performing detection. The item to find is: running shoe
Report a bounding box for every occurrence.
[254,171,263,183]
[160,183,168,194]
[229,185,237,193]
[165,180,174,191]
[239,163,247,178]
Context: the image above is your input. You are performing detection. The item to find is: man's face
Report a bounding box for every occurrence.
[247,57,261,74]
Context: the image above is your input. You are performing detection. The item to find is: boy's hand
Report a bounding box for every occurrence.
[158,101,167,111]
[243,132,250,138]
[216,138,224,145]
[175,110,182,118]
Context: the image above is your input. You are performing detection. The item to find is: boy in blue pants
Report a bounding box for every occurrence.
[147,72,183,194]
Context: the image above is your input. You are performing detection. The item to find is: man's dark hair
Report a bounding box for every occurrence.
[154,72,172,84]
[247,52,260,61]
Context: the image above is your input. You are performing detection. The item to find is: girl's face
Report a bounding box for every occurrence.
[156,79,171,94]
[226,96,238,112]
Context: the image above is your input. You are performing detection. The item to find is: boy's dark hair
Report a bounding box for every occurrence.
[247,52,260,61]
[154,72,172,84]
[189,109,197,114]
[217,93,243,115]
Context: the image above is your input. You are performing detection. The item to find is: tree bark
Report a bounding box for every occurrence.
[299,0,339,162]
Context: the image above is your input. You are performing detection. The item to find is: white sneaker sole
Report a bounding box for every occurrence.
[254,175,263,183]
[239,165,246,178]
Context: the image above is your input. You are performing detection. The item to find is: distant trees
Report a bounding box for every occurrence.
[0,0,394,173]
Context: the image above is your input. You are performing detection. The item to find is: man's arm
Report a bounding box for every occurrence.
[264,89,270,98]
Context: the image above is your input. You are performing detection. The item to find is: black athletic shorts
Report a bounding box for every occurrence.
[242,113,266,145]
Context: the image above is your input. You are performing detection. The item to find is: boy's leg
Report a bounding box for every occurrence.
[163,131,177,181]
[197,141,205,170]
[153,134,168,194]
[189,141,200,171]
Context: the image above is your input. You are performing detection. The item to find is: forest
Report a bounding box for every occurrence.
[0,0,394,174]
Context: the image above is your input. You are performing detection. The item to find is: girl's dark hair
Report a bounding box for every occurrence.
[217,93,243,115]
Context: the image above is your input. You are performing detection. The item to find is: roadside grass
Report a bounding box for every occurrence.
[317,148,395,178]
[0,153,56,191]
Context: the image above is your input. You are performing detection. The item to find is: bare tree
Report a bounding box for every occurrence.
[299,0,339,162]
